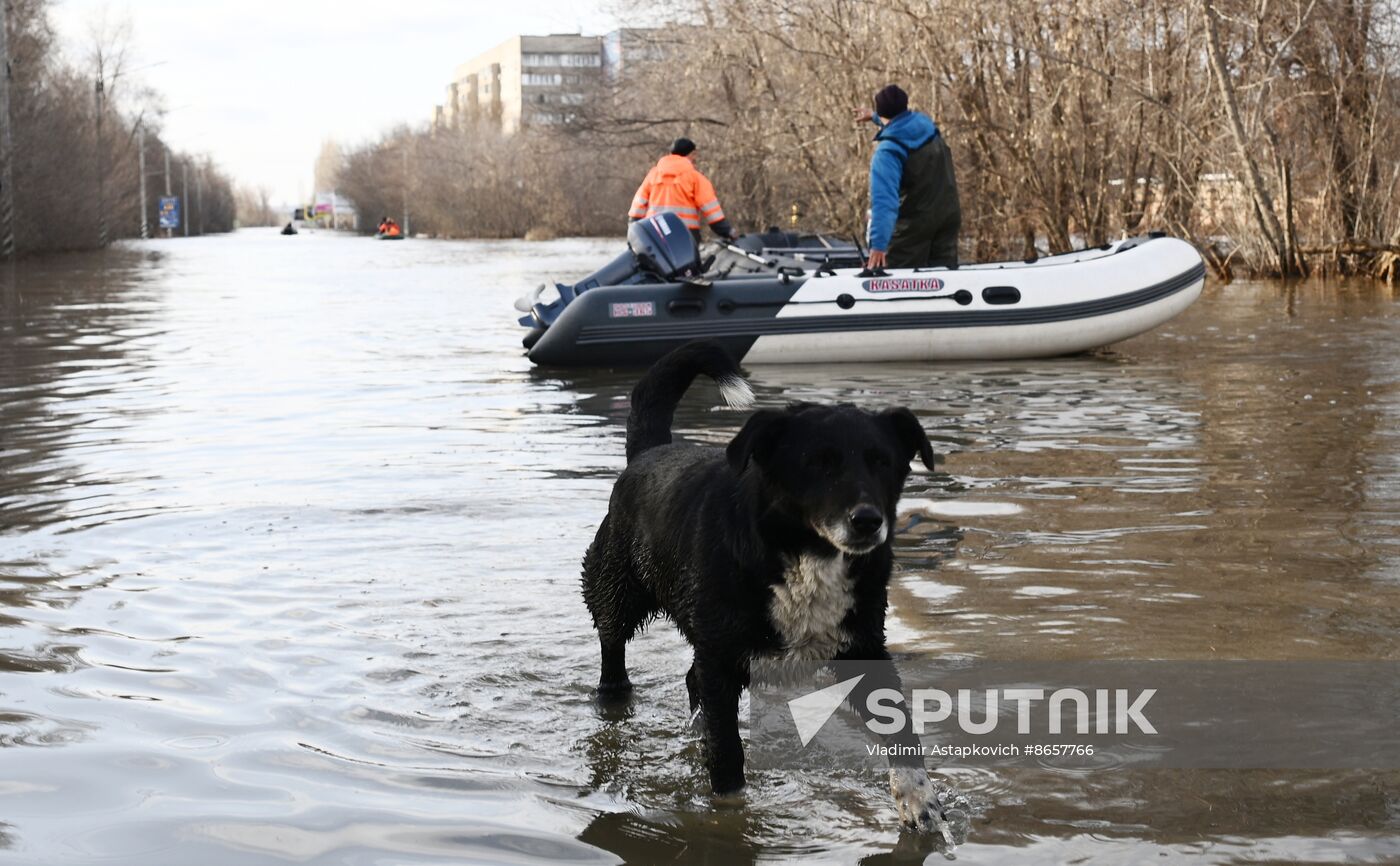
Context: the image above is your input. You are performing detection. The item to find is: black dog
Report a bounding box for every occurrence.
[581,340,954,830]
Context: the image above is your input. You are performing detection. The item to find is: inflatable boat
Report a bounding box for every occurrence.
[516,213,1205,367]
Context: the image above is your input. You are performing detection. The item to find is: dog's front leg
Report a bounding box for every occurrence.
[693,654,745,794]
[838,650,969,837]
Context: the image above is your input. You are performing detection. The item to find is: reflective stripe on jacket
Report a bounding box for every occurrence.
[628,154,726,230]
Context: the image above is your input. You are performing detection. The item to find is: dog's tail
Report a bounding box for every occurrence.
[626,340,753,463]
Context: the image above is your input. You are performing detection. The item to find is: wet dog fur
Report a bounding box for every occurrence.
[580,340,951,829]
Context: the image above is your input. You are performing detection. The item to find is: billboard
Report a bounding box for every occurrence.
[158,197,181,230]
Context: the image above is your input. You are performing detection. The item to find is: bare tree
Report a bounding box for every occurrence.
[337,0,1400,279]
[0,0,237,255]
[234,184,277,227]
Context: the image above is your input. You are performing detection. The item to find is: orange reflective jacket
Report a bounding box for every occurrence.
[628,154,726,230]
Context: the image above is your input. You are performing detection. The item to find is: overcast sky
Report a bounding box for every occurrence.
[50,0,617,203]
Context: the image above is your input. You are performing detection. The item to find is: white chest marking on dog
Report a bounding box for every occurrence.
[770,553,855,659]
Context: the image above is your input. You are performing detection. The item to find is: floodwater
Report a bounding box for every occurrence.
[2,227,1399,865]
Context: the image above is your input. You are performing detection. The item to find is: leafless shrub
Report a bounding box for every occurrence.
[337,123,624,238]
[234,185,278,227]
[341,0,1400,279]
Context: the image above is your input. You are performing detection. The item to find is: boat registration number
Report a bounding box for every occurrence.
[609,301,656,318]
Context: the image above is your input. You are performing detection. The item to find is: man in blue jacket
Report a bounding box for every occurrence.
[855,84,961,270]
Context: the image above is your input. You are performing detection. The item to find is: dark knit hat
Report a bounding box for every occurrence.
[873,84,908,119]
[670,137,697,156]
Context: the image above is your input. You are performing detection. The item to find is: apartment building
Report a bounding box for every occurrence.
[439,34,604,134]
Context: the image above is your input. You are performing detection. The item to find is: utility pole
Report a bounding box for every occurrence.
[0,0,16,258]
[163,146,172,238]
[96,79,106,247]
[181,161,188,237]
[196,168,203,235]
[400,146,409,235]
[137,126,148,239]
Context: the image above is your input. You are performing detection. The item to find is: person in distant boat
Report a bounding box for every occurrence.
[854,84,961,270]
[281,222,297,235]
[628,138,737,245]
[378,217,402,238]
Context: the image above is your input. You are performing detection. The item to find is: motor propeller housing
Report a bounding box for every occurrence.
[628,213,700,279]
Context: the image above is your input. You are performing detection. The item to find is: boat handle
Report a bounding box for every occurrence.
[982,286,1021,305]
[667,298,705,316]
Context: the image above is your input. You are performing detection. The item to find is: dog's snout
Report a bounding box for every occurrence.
[850,505,884,536]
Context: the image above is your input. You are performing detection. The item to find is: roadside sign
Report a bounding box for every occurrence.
[159,197,181,230]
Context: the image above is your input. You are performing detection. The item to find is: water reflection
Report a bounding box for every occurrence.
[1,231,1399,862]
[0,250,165,535]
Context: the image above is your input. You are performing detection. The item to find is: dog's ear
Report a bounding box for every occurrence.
[727,409,789,473]
[881,407,936,470]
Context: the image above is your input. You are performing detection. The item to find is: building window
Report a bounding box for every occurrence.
[523,73,562,86]
[523,53,599,67]
[560,53,601,67]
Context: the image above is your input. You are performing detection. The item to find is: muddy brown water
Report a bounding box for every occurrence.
[2,228,1399,864]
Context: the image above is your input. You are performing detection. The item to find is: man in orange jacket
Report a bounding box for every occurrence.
[628,138,737,244]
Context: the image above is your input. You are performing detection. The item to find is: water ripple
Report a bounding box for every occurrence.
[1,233,1398,862]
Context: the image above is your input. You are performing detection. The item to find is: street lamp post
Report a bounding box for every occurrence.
[102,60,166,245]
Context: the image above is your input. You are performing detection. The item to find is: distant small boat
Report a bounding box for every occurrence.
[376,232,404,241]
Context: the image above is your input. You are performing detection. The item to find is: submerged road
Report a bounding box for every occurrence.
[2,228,1399,864]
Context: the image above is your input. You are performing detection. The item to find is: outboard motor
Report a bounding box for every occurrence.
[627,213,699,278]
[572,213,699,293]
[519,212,702,342]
